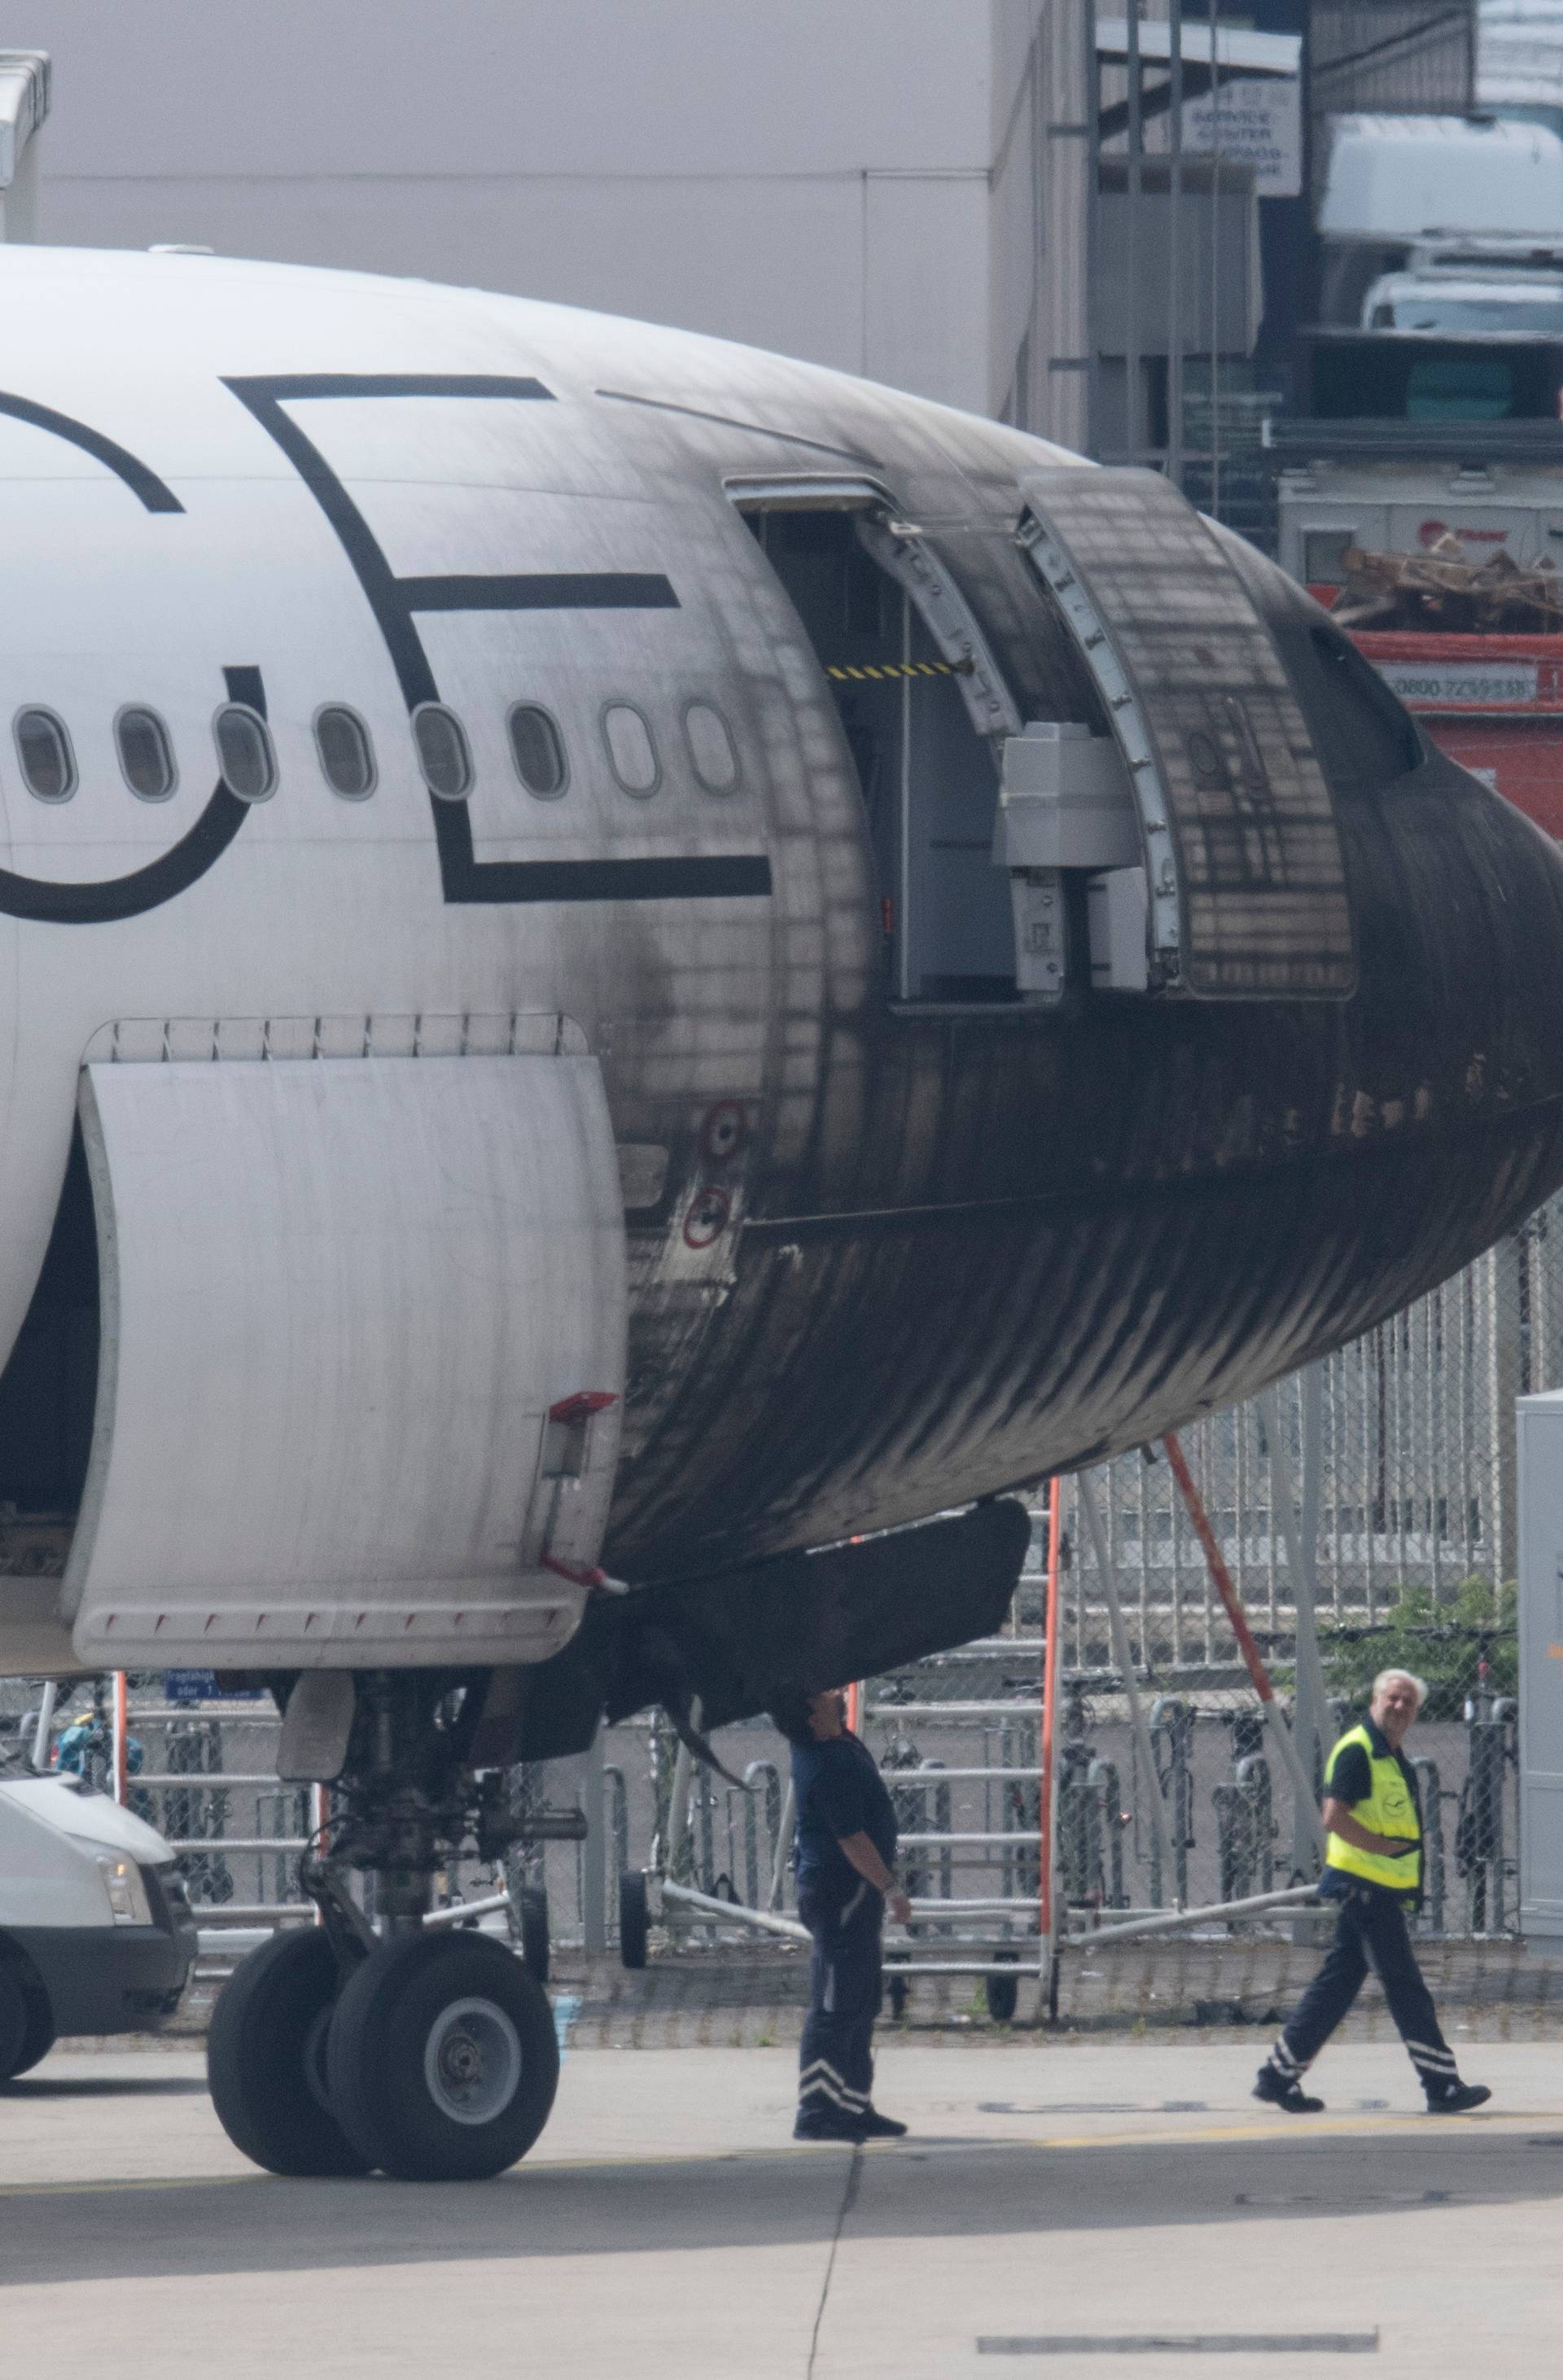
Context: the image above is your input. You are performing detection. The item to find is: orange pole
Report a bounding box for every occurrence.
[1037,1480,1063,1943]
[112,1670,128,1805]
[1162,1433,1276,1702]
[846,1681,862,1733]
[1163,1430,1327,1859]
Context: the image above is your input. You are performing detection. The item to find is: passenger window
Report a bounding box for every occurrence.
[684,702,738,794]
[602,703,659,797]
[412,702,473,802]
[213,704,278,803]
[507,703,567,799]
[115,706,177,802]
[14,708,77,803]
[314,705,377,799]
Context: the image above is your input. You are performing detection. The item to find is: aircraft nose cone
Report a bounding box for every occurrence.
[1340,743,1563,1278]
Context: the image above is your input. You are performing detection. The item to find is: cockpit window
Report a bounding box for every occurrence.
[115,706,177,802]
[602,703,660,797]
[412,702,473,802]
[313,705,377,799]
[15,707,77,803]
[507,703,568,798]
[213,703,278,803]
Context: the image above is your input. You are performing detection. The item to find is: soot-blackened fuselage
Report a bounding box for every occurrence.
[608,587,1563,1588]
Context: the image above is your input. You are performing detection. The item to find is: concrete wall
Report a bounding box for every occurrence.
[13,0,1060,416]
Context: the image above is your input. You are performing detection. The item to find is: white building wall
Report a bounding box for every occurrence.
[15,0,1062,418]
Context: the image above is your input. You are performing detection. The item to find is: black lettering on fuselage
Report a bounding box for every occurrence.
[0,374,773,925]
[222,373,773,907]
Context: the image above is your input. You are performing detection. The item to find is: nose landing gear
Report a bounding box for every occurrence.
[327,1932,558,2181]
[206,1669,571,2184]
[207,1927,372,2177]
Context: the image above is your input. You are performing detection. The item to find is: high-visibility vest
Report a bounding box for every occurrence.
[1324,1722,1421,1893]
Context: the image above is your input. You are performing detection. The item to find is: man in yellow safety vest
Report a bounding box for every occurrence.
[1254,1669,1491,2115]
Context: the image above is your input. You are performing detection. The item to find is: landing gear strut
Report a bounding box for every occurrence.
[207,1669,567,2183]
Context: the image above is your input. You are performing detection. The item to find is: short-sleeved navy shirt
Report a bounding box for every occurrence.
[791,1730,898,1897]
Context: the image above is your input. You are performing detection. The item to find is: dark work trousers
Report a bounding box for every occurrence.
[797,1877,884,2122]
[1268,1880,1458,2095]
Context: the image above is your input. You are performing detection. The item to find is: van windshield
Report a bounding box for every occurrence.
[1377,294,1563,335]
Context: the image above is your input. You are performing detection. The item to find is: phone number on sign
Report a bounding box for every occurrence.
[1377,664,1539,707]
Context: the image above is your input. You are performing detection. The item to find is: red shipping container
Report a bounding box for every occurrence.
[1346,629,1563,840]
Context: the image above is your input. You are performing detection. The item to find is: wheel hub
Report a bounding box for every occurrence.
[422,1995,523,2125]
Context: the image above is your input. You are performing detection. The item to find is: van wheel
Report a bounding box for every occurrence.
[208,1928,371,2175]
[327,1931,559,2181]
[0,1958,53,2081]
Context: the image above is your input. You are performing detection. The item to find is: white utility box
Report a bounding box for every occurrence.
[991,721,1141,871]
[1517,1389,1563,1936]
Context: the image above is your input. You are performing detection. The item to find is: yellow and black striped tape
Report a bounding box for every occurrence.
[825,658,972,682]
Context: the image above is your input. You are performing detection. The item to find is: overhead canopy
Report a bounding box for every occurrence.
[1096,20,1300,76]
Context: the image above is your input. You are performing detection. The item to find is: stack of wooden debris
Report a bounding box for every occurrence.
[1331,536,1563,633]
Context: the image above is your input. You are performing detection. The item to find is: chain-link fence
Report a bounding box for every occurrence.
[1027,1194,1555,1942]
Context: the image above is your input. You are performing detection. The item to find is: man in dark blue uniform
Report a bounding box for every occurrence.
[773,1686,911,2142]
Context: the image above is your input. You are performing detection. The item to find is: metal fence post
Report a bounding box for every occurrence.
[581,1726,606,1955]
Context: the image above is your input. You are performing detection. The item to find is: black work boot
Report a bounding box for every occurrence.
[856,2107,908,2139]
[1425,2081,1491,2115]
[1253,2062,1324,2115]
[793,2108,866,2142]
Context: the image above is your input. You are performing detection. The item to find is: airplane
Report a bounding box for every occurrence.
[0,241,1558,2181]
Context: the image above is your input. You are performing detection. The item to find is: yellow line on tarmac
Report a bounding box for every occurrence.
[0,2110,1544,2201]
[0,2172,260,2199]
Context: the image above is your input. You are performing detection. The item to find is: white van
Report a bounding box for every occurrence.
[1320,114,1563,246]
[0,1773,198,2078]
[1318,114,1563,325]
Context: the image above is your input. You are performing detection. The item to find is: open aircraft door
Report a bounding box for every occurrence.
[1014,467,1357,1000]
[61,1026,628,1671]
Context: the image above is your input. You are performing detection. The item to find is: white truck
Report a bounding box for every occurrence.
[1267,326,1563,597]
[0,1772,198,2077]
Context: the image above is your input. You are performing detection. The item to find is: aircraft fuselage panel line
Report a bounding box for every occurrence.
[221,372,768,908]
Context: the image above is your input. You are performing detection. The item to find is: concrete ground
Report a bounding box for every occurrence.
[2,2032,1561,2377]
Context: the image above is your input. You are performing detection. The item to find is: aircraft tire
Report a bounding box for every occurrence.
[208,1928,371,2176]
[327,1931,558,2181]
[519,1886,549,1985]
[619,1870,648,1968]
[983,1949,1019,2025]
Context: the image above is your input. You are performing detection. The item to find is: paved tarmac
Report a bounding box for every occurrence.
[3,2036,1561,2377]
